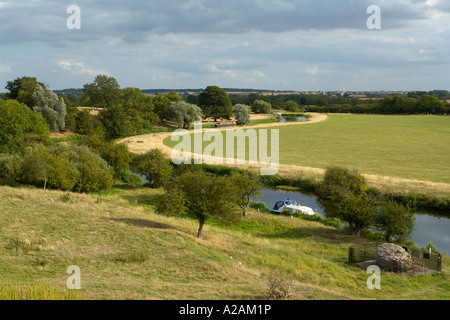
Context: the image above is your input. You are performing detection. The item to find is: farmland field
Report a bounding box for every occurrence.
[163,114,450,186]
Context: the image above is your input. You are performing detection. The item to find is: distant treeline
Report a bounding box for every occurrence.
[227,91,450,115]
[7,87,448,115]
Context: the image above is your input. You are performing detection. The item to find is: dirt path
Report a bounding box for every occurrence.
[119,113,327,157]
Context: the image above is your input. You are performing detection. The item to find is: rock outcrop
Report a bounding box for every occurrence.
[375,243,413,273]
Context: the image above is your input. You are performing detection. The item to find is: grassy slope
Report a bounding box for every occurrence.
[164,114,450,185]
[0,185,448,300]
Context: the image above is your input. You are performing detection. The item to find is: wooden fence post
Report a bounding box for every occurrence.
[349,247,353,263]
[437,254,442,272]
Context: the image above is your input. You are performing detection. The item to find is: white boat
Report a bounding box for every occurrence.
[271,198,315,216]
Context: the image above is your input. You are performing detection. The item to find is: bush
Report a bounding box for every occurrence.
[133,149,172,188]
[20,145,78,191]
[249,201,270,213]
[0,154,24,182]
[67,145,113,192]
[16,144,113,193]
[266,271,292,300]
[426,242,438,254]
[116,170,144,186]
[0,99,49,154]
[252,100,272,114]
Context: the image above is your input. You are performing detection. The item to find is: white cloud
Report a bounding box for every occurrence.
[57,60,108,76]
[0,65,11,73]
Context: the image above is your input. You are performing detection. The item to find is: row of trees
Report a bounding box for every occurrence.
[226,90,450,115]
[305,95,449,115]
[0,144,113,192]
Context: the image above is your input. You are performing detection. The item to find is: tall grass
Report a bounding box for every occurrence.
[0,281,85,300]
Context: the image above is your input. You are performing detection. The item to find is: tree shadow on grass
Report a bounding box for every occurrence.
[122,194,161,207]
[109,218,175,230]
[254,228,312,240]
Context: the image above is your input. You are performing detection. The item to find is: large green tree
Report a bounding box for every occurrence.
[121,87,159,127]
[153,91,182,122]
[317,167,376,236]
[5,76,38,107]
[157,170,238,239]
[198,86,232,121]
[82,74,121,108]
[133,149,172,188]
[230,171,262,217]
[417,95,445,114]
[0,100,49,153]
[373,200,415,243]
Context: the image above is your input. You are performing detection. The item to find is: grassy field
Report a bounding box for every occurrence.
[0,185,448,300]
[164,114,450,192]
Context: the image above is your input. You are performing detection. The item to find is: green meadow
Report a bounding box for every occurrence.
[164,114,450,185]
[0,185,448,300]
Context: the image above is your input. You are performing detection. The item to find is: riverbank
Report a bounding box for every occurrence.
[0,185,448,300]
[119,113,449,207]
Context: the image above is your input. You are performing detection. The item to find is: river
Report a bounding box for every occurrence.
[252,188,450,254]
[277,114,307,122]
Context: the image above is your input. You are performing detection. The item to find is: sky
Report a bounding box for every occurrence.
[0,0,449,91]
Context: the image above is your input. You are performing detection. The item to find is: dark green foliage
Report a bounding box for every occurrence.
[0,154,24,182]
[317,167,374,236]
[63,97,79,132]
[100,104,138,139]
[82,74,121,108]
[153,91,182,122]
[373,200,415,242]
[198,86,232,121]
[250,201,270,213]
[5,77,37,107]
[133,149,172,188]
[97,86,159,140]
[17,144,113,192]
[251,100,272,114]
[0,99,49,154]
[230,171,262,216]
[21,145,78,190]
[283,101,301,112]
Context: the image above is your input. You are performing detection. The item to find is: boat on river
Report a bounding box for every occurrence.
[272,198,315,215]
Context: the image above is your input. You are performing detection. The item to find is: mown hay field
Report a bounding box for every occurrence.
[163,114,450,193]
